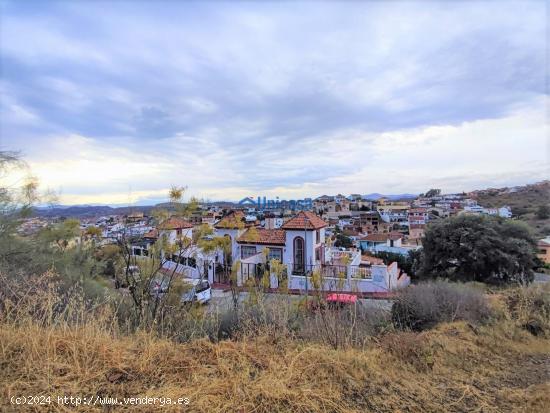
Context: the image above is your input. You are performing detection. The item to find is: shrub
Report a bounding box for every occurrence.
[502,283,550,337]
[392,281,492,331]
[382,332,434,372]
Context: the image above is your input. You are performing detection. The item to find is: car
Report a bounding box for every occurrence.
[181,279,212,304]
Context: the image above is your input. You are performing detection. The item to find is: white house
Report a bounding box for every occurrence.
[231,211,328,287]
[213,210,254,265]
[158,217,194,244]
[210,210,411,295]
[408,208,428,225]
[236,228,287,286]
[280,211,327,274]
[498,206,513,218]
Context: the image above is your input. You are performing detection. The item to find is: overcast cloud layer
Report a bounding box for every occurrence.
[0,1,548,205]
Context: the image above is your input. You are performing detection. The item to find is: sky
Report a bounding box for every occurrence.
[0,0,548,205]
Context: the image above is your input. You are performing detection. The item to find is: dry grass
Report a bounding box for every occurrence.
[1,278,549,412]
[1,320,548,412]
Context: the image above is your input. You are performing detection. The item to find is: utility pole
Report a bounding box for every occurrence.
[304,212,309,302]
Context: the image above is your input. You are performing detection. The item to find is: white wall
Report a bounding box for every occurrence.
[287,262,407,293]
[214,227,244,263]
[284,228,325,269]
[160,227,193,245]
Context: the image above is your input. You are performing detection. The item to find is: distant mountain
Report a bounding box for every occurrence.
[362,193,418,201]
[33,193,423,218]
[32,204,155,218]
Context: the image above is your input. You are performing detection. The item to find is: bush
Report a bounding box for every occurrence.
[299,302,391,349]
[382,332,434,372]
[392,281,492,331]
[502,284,550,337]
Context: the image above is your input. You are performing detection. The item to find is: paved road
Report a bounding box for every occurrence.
[208,289,392,313]
[534,272,550,284]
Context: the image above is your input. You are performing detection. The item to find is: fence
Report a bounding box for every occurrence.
[291,264,371,279]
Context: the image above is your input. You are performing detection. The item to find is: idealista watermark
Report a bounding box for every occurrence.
[239,196,312,210]
[10,395,190,407]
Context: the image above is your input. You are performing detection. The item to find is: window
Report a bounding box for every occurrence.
[268,248,283,262]
[293,237,304,273]
[241,246,257,259]
[540,249,547,254]
[316,230,320,244]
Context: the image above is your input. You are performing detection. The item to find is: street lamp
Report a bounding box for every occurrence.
[304,212,309,301]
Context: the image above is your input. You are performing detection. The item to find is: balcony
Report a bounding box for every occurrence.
[291,263,371,279]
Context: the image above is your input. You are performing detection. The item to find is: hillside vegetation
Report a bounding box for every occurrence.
[1,276,549,412]
[472,181,550,238]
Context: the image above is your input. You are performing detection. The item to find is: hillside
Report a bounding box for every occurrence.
[2,320,548,412]
[471,181,550,238]
[1,282,549,412]
[33,205,152,218]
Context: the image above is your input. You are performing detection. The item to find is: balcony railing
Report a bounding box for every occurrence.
[291,264,371,279]
[240,262,288,285]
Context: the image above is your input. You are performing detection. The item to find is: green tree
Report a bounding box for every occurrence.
[85,225,102,238]
[535,204,550,220]
[374,250,422,277]
[40,219,81,252]
[1,152,34,239]
[334,233,353,248]
[424,188,441,198]
[420,215,537,284]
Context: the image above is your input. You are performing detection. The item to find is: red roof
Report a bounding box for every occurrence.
[281,211,327,230]
[144,228,158,239]
[361,254,384,265]
[214,211,248,229]
[236,228,286,246]
[158,217,193,230]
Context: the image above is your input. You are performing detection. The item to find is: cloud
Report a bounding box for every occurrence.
[0,0,547,203]
[17,96,547,205]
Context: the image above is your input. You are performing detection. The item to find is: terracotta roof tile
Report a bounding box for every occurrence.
[158,217,193,230]
[214,211,247,229]
[281,211,327,230]
[237,228,286,246]
[361,254,385,265]
[144,228,159,239]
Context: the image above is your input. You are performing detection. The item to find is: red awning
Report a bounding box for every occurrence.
[326,293,357,304]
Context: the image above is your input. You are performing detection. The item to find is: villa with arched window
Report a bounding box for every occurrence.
[281,211,327,275]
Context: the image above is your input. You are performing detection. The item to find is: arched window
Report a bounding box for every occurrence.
[293,236,304,274]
